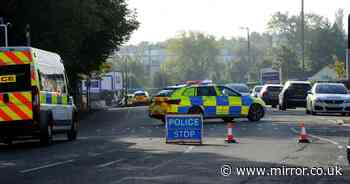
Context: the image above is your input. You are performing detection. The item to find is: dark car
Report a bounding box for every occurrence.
[259,84,283,108]
[279,81,311,110]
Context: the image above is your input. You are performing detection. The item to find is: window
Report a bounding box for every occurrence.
[182,87,196,96]
[197,86,217,96]
[218,86,240,96]
[40,73,67,94]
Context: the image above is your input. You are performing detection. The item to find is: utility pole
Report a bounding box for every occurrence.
[347,14,350,80]
[301,0,305,75]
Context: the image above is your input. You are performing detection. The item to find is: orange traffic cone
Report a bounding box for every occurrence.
[226,122,238,143]
[298,122,310,143]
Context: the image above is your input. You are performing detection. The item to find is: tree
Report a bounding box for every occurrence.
[275,45,300,81]
[0,0,139,89]
[333,56,346,80]
[164,32,220,82]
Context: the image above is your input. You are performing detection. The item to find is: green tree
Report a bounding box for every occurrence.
[164,32,220,82]
[1,0,139,89]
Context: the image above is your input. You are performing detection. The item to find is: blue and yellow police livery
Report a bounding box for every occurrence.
[149,84,266,122]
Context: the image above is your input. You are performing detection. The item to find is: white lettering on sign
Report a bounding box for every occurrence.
[168,118,200,127]
[174,130,196,138]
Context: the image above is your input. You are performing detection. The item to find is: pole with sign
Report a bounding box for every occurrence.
[166,114,203,144]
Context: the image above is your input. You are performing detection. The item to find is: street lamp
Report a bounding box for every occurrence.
[301,0,305,75]
[240,27,251,64]
[0,22,11,47]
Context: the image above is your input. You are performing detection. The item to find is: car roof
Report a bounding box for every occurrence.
[314,82,345,86]
[287,81,311,84]
[264,84,283,87]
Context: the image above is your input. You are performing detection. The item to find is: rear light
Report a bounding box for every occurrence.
[262,91,268,97]
[32,86,40,114]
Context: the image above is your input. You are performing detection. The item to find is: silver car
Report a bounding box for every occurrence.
[306,83,350,115]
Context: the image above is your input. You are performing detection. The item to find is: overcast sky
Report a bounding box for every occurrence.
[127,0,350,45]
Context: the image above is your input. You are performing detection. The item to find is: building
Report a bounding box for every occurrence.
[308,66,337,81]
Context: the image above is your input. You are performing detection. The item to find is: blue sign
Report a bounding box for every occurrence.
[166,115,203,144]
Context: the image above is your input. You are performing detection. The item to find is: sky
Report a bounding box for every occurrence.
[127,0,350,45]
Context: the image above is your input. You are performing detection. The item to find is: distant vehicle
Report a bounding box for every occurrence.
[0,47,78,145]
[259,84,283,108]
[226,83,250,96]
[132,91,150,106]
[251,85,263,97]
[149,83,266,123]
[306,83,350,115]
[279,81,311,110]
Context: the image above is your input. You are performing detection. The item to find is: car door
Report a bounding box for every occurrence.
[219,86,242,117]
[196,86,217,117]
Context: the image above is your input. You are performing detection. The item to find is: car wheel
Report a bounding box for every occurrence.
[306,108,310,114]
[67,115,78,141]
[40,112,53,146]
[248,104,264,122]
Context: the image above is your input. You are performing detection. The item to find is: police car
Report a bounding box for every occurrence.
[0,47,78,145]
[149,83,266,123]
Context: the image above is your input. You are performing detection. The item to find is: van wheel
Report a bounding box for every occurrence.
[3,136,13,145]
[67,115,78,141]
[40,112,53,146]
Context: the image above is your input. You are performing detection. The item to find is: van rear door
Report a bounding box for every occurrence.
[0,51,33,122]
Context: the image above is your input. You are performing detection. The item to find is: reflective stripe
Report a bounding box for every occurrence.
[203,96,216,106]
[228,97,241,106]
[241,106,249,115]
[0,50,33,66]
[40,93,68,105]
[216,106,229,114]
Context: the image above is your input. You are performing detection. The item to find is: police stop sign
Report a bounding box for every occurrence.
[165,114,203,144]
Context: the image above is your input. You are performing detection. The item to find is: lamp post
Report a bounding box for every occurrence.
[0,22,11,47]
[240,27,250,65]
[301,0,305,75]
[347,14,350,80]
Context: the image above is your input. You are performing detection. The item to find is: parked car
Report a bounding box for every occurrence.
[251,85,263,97]
[279,81,311,110]
[226,83,250,96]
[306,83,350,115]
[259,84,283,108]
[132,91,150,105]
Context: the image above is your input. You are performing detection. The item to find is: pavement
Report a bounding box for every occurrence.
[1,106,350,184]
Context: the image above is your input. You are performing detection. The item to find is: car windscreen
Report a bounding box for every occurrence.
[156,89,174,97]
[134,92,146,96]
[289,84,311,91]
[0,64,31,92]
[254,87,262,92]
[228,85,250,93]
[315,85,348,94]
[268,86,283,92]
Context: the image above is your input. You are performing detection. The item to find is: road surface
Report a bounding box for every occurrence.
[1,106,350,184]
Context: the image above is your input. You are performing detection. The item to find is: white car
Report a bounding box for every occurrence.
[251,85,263,97]
[306,83,350,115]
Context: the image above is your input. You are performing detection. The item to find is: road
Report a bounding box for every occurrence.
[1,106,350,184]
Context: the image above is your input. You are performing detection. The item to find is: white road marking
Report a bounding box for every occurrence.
[290,127,341,146]
[96,159,125,168]
[184,146,194,153]
[20,160,75,173]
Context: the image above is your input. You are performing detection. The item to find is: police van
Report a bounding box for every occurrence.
[0,47,78,145]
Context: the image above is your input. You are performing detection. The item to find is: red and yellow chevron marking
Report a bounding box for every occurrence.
[0,92,33,121]
[0,51,33,66]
